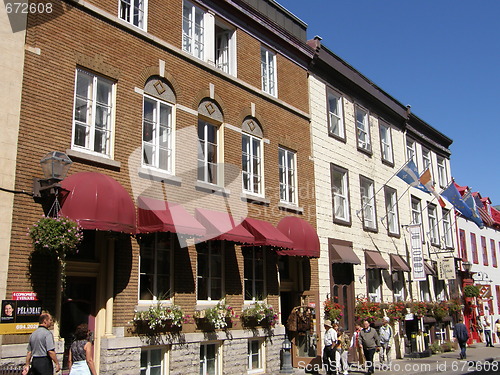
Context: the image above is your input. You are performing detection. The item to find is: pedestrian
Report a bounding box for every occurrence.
[378,316,392,366]
[337,328,350,375]
[453,317,469,360]
[495,319,500,342]
[481,315,493,347]
[359,319,380,375]
[24,313,61,375]
[351,323,365,367]
[68,324,97,375]
[323,320,338,375]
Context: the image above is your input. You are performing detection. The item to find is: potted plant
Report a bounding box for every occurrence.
[195,299,234,330]
[355,297,383,322]
[463,285,480,298]
[385,302,407,321]
[324,299,343,322]
[409,301,429,318]
[132,302,185,333]
[432,301,449,321]
[241,302,278,328]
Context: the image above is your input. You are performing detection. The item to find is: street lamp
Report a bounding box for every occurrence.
[33,151,72,198]
[462,260,472,274]
[280,335,294,374]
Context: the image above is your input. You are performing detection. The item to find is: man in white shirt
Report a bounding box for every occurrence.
[323,320,338,375]
[379,317,392,366]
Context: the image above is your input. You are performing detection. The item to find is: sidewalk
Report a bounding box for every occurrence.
[294,345,500,375]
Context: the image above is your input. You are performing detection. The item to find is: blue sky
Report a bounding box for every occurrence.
[280,0,500,205]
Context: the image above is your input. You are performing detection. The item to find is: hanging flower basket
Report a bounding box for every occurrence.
[409,301,429,318]
[324,299,343,322]
[355,297,383,322]
[432,301,449,321]
[241,302,278,328]
[385,302,407,321]
[463,285,480,298]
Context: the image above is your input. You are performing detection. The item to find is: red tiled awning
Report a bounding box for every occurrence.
[241,218,294,249]
[137,196,205,236]
[60,172,136,233]
[195,208,255,244]
[364,250,389,269]
[276,216,320,257]
[390,254,411,272]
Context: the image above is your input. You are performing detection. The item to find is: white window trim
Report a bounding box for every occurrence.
[183,1,206,60]
[261,46,277,97]
[385,188,399,235]
[392,271,405,301]
[428,205,439,245]
[242,133,264,196]
[361,177,376,229]
[198,120,221,186]
[140,346,168,375]
[328,91,344,139]
[332,166,350,222]
[442,209,453,248]
[355,107,371,151]
[247,339,265,373]
[118,0,147,30]
[278,147,297,205]
[406,138,417,166]
[437,156,448,187]
[243,246,266,302]
[367,269,382,302]
[215,19,237,76]
[379,122,393,163]
[411,196,422,225]
[200,342,222,375]
[197,242,225,302]
[422,148,431,171]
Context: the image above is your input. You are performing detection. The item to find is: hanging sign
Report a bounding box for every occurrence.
[408,224,426,281]
[438,257,456,280]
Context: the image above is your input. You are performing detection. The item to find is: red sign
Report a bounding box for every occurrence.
[12,292,38,301]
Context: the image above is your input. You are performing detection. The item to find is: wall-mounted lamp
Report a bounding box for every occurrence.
[33,151,72,199]
[462,260,472,273]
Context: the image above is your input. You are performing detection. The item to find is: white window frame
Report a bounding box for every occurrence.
[72,69,114,157]
[437,156,447,188]
[434,278,446,302]
[139,233,173,303]
[215,22,236,75]
[261,46,276,96]
[406,138,417,166]
[442,209,453,248]
[278,147,297,205]
[411,196,421,225]
[140,347,166,375]
[247,339,265,373]
[197,242,224,302]
[419,278,431,302]
[428,204,439,245]
[422,147,431,171]
[243,246,265,302]
[355,107,371,152]
[392,271,405,301]
[360,177,376,230]
[142,95,174,173]
[198,120,219,185]
[367,268,382,302]
[200,342,220,375]
[379,122,393,163]
[183,0,205,60]
[242,133,263,196]
[119,0,146,29]
[331,165,350,222]
[327,91,344,139]
[385,187,399,235]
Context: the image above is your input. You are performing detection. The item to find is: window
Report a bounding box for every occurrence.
[419,279,431,302]
[248,340,264,373]
[434,279,446,301]
[200,343,219,375]
[442,209,453,248]
[330,164,350,223]
[73,69,114,156]
[481,236,489,266]
[384,186,399,235]
[437,156,447,187]
[411,196,421,225]
[355,107,371,152]
[183,1,205,59]
[242,133,262,195]
[197,242,223,301]
[243,247,265,301]
[491,239,497,268]
[428,204,439,245]
[327,91,344,139]
[140,348,163,375]
[471,233,478,264]
[198,120,218,185]
[139,233,172,301]
[261,47,276,96]
[422,148,431,171]
[367,269,382,302]
[360,176,376,230]
[379,122,393,163]
[459,229,467,261]
[142,96,173,172]
[278,147,296,204]
[119,0,146,29]
[392,271,405,301]
[406,138,417,166]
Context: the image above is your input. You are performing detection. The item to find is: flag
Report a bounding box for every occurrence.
[463,191,484,229]
[419,168,446,208]
[441,183,482,228]
[396,160,430,193]
[474,195,495,226]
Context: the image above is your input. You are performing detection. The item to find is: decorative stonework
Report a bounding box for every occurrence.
[74,52,120,80]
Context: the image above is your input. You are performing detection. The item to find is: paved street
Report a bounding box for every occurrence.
[295,345,500,375]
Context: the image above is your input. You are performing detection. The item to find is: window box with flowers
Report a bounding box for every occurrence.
[386,302,407,321]
[446,299,462,315]
[195,299,234,330]
[324,299,343,322]
[240,302,278,328]
[355,297,383,322]
[409,301,430,318]
[132,302,185,334]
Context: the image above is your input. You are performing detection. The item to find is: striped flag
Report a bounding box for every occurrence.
[474,195,495,226]
[419,168,446,208]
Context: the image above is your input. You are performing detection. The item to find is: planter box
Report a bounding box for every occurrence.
[133,320,182,335]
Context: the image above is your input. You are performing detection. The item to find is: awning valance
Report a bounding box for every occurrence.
[424,261,436,275]
[241,218,294,249]
[60,172,136,234]
[276,216,320,257]
[195,208,255,244]
[390,254,411,272]
[137,196,205,236]
[365,250,389,269]
[330,242,361,264]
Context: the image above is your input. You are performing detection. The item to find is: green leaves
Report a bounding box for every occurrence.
[29,216,83,258]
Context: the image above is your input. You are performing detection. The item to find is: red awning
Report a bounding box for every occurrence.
[241,218,294,249]
[60,172,136,233]
[137,197,205,236]
[195,208,255,244]
[276,216,320,257]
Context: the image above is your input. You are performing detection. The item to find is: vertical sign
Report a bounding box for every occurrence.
[409,224,426,281]
[438,257,456,280]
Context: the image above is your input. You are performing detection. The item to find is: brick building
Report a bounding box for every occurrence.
[2,0,320,373]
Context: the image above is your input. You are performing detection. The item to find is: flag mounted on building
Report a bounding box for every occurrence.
[474,194,495,227]
[419,168,446,208]
[462,191,485,229]
[441,182,483,229]
[396,160,430,193]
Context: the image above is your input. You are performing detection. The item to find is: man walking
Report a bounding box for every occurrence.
[379,317,392,366]
[453,317,469,360]
[323,320,338,375]
[481,315,493,347]
[359,319,380,375]
[24,313,61,375]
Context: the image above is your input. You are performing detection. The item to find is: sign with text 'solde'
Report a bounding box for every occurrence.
[438,257,456,280]
[0,299,42,334]
[408,224,426,281]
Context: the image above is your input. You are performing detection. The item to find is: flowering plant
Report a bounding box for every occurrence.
[241,302,278,327]
[432,301,449,321]
[324,299,343,322]
[29,216,83,258]
[195,299,234,329]
[447,299,462,314]
[385,302,407,321]
[409,301,430,317]
[133,302,185,330]
[355,297,383,321]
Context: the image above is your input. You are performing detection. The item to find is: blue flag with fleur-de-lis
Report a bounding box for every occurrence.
[396,160,430,193]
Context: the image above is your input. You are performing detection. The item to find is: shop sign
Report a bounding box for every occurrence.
[12,292,38,300]
[405,313,414,320]
[0,299,42,334]
[437,257,456,280]
[408,225,426,281]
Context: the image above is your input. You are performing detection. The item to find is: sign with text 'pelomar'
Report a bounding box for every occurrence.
[409,224,426,281]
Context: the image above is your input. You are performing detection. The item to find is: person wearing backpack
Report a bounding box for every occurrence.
[453,318,470,360]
